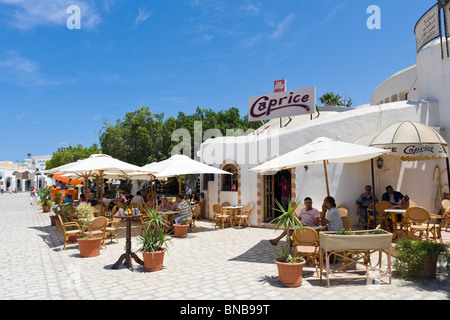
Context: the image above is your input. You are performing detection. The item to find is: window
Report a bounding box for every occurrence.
[221,164,238,192]
[202,174,214,191]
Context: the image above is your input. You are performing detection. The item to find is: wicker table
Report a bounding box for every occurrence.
[111,213,143,271]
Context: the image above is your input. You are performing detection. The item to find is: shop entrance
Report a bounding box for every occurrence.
[263,169,292,222]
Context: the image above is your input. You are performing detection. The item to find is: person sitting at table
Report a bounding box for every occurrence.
[131,191,145,205]
[63,194,74,204]
[382,185,409,207]
[157,198,170,212]
[269,197,319,246]
[79,193,87,203]
[87,193,98,206]
[118,192,127,203]
[190,192,199,204]
[321,196,344,232]
[299,197,320,226]
[173,194,190,224]
[355,185,378,227]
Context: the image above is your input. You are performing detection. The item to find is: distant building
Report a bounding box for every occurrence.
[0,155,52,192]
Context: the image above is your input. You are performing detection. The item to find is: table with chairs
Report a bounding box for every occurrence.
[212,202,254,229]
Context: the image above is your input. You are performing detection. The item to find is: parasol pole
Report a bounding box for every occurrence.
[99,170,104,216]
[179,175,182,195]
[323,160,330,197]
[371,159,377,227]
[446,158,450,196]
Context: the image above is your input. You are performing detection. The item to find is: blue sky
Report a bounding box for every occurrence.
[0,0,437,162]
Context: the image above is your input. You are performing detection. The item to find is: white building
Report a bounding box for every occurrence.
[0,155,52,192]
[198,36,450,227]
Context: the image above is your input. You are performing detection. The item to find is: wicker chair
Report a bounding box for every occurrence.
[338,207,349,217]
[235,203,253,229]
[105,218,121,244]
[429,211,449,243]
[212,204,231,229]
[405,206,432,240]
[88,216,108,248]
[442,200,450,231]
[367,201,391,230]
[187,205,200,232]
[341,216,353,231]
[58,214,83,251]
[291,227,320,277]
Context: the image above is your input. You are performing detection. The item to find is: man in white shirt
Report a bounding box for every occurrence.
[130,191,145,205]
[173,194,190,224]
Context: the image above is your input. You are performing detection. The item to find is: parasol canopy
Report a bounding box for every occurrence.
[250,137,390,196]
[52,173,84,186]
[355,121,448,161]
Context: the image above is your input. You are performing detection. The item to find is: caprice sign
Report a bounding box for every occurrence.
[248,87,315,122]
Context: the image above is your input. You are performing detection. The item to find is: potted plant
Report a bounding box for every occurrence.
[75,202,102,258]
[77,234,103,258]
[39,187,53,213]
[173,215,189,238]
[393,238,450,280]
[51,193,63,226]
[137,208,172,272]
[271,198,306,287]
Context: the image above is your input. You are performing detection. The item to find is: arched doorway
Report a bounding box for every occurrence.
[263,169,292,222]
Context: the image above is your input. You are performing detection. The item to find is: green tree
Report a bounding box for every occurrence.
[45,144,101,170]
[99,106,167,166]
[318,92,352,107]
[98,106,253,166]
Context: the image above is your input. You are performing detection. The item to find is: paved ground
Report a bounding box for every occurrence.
[0,192,449,303]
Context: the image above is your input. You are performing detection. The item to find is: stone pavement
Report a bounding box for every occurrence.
[0,192,449,302]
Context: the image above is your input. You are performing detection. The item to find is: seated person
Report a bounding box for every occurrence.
[269,197,318,246]
[130,191,145,205]
[173,194,190,224]
[382,185,409,206]
[63,194,74,204]
[321,196,344,232]
[118,192,127,203]
[190,192,199,204]
[87,193,98,206]
[299,197,320,226]
[157,198,171,211]
[355,185,378,226]
[79,193,87,202]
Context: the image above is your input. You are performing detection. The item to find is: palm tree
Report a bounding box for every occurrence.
[318,92,344,106]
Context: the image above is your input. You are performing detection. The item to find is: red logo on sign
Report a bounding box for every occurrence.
[274,79,286,93]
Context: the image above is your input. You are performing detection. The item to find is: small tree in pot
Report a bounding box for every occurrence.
[137,208,172,272]
[393,238,450,280]
[271,198,305,287]
[39,187,53,213]
[76,202,102,258]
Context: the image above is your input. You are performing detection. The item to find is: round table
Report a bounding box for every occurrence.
[111,213,143,271]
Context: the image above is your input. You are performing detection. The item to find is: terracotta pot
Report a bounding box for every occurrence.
[77,238,102,258]
[142,250,165,272]
[275,260,306,287]
[173,224,189,238]
[50,215,57,226]
[42,205,51,213]
[410,255,438,279]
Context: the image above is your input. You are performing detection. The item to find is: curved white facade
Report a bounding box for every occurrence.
[200,37,450,227]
